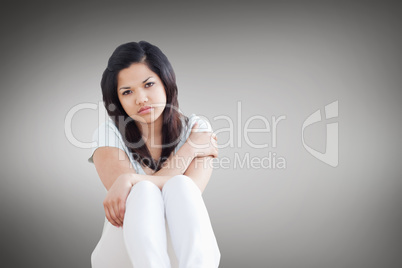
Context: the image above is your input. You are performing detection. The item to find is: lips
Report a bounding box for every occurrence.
[138,106,153,113]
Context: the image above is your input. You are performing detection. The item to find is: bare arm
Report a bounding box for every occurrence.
[135,121,218,189]
[93,121,216,191]
[93,141,196,191]
[93,144,196,227]
[120,142,197,190]
[184,156,214,194]
[93,122,217,227]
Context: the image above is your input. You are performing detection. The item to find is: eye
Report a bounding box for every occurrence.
[122,90,132,95]
[145,82,155,88]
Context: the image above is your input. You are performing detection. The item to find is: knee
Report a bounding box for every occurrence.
[127,180,160,201]
[162,175,199,195]
[132,180,159,191]
[165,174,193,187]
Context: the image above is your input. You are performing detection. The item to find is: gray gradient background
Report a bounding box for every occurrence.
[1,1,401,267]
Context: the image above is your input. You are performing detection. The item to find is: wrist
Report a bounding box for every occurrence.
[122,173,140,186]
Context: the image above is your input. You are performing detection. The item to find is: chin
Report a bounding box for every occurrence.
[131,111,163,125]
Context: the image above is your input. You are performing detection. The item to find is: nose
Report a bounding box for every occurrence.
[135,90,148,105]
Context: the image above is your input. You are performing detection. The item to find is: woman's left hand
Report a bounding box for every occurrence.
[103,174,137,228]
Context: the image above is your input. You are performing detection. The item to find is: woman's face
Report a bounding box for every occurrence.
[117,63,167,126]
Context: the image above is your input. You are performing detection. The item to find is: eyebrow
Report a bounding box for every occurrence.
[119,76,153,91]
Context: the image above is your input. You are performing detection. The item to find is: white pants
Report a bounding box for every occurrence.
[91,175,221,268]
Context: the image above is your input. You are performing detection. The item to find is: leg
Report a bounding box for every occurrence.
[123,180,171,268]
[91,218,132,268]
[162,175,221,268]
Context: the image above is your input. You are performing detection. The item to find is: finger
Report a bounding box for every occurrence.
[213,148,219,158]
[191,122,198,131]
[119,200,126,224]
[105,205,118,227]
[111,202,123,226]
[110,201,120,225]
[210,133,216,140]
[211,137,218,146]
[107,203,120,227]
[115,199,124,223]
[210,133,218,143]
[211,141,217,149]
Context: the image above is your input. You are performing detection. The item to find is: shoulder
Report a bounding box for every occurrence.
[97,119,120,133]
[186,113,213,133]
[88,119,127,163]
[91,119,122,140]
[174,113,213,154]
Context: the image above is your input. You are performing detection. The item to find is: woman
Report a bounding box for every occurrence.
[88,41,221,268]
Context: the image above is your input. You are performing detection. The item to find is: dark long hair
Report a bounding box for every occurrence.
[101,41,188,172]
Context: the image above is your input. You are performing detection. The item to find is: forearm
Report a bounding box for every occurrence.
[184,156,214,193]
[124,173,171,190]
[126,143,195,190]
[155,142,195,176]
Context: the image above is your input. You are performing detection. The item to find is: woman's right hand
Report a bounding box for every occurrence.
[186,122,218,158]
[103,174,138,228]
